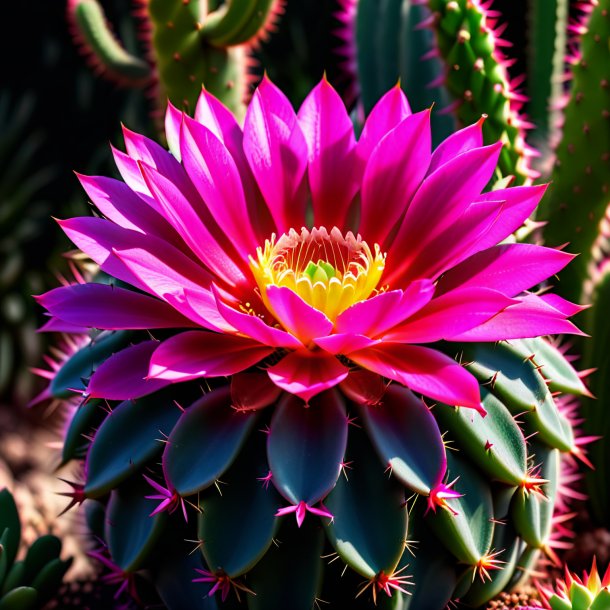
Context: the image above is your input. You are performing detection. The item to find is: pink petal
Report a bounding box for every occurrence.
[448,294,584,341]
[538,293,587,316]
[112,145,158,209]
[76,174,173,240]
[38,318,87,333]
[339,370,387,406]
[138,161,247,288]
[209,287,302,349]
[428,116,485,175]
[180,115,259,258]
[436,243,575,297]
[358,85,411,163]
[37,283,196,330]
[297,78,359,228]
[267,350,349,403]
[148,331,274,382]
[88,341,172,400]
[349,343,483,412]
[334,281,435,338]
[243,77,308,233]
[314,333,380,354]
[265,286,333,345]
[394,200,506,283]
[359,110,431,246]
[386,142,503,282]
[164,101,183,160]
[58,216,214,296]
[384,287,517,343]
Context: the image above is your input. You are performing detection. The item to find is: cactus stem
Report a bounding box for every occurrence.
[355,565,413,604]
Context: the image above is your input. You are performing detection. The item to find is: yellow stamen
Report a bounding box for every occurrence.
[249,227,386,322]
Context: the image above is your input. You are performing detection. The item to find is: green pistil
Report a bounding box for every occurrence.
[304,260,337,283]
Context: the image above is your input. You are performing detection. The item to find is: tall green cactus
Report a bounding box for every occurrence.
[68,0,283,117]
[538,0,610,303]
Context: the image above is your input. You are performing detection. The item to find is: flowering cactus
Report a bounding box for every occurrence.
[33,75,594,608]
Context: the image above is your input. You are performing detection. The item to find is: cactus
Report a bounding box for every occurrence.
[534,558,610,610]
[33,72,593,608]
[67,0,284,119]
[0,488,72,609]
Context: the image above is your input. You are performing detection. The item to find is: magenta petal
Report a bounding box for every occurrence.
[387,142,503,281]
[37,283,196,330]
[265,286,333,344]
[138,161,247,288]
[267,350,349,403]
[209,287,302,349]
[38,317,87,333]
[428,116,484,175]
[180,115,259,258]
[350,343,482,411]
[297,78,358,228]
[335,281,435,338]
[76,174,173,240]
[359,110,432,246]
[314,333,380,354]
[243,77,308,233]
[358,86,411,162]
[112,145,158,208]
[164,101,183,161]
[384,287,516,343]
[88,341,172,400]
[539,293,587,316]
[436,243,575,297]
[148,331,274,382]
[448,294,585,341]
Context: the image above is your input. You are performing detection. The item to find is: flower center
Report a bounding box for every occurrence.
[250,227,386,322]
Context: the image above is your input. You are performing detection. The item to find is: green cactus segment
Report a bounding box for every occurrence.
[434,388,527,486]
[591,590,610,610]
[155,551,219,610]
[0,588,37,610]
[539,0,610,300]
[106,481,166,572]
[268,392,347,506]
[426,0,532,184]
[0,491,20,570]
[511,443,559,549]
[0,491,70,609]
[85,389,183,497]
[70,0,152,85]
[462,524,521,607]
[359,385,446,495]
[464,342,574,452]
[163,386,257,496]
[427,452,494,567]
[402,513,457,610]
[62,398,108,464]
[50,330,132,398]
[325,431,408,579]
[248,519,324,610]
[148,0,247,116]
[354,0,456,143]
[198,437,280,578]
[201,0,279,47]
[583,267,610,525]
[526,0,569,139]
[510,337,590,396]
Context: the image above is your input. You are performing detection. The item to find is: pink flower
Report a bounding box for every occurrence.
[38,77,581,412]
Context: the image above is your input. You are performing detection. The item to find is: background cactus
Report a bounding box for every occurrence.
[67,0,284,120]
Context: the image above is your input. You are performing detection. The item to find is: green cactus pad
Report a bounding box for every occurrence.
[198,437,280,578]
[0,588,38,610]
[427,451,494,567]
[360,384,447,495]
[62,398,107,464]
[163,386,258,496]
[325,430,408,579]
[268,391,347,506]
[106,481,166,572]
[434,388,527,486]
[85,389,184,497]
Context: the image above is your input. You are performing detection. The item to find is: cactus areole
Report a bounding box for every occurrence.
[38,78,587,608]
